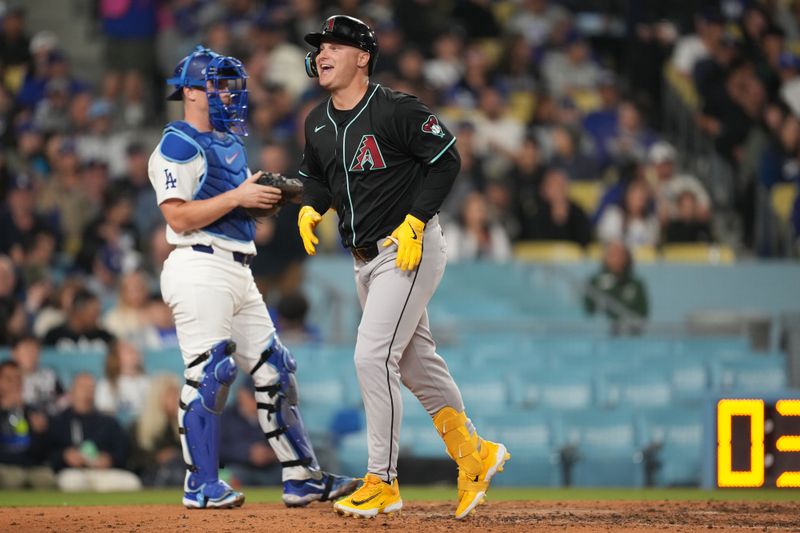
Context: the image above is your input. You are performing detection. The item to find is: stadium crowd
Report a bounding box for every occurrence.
[1,0,800,488]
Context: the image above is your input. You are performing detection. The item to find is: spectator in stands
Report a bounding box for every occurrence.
[495,33,539,96]
[95,340,150,425]
[103,270,151,343]
[440,121,487,221]
[127,373,183,486]
[32,74,76,135]
[11,335,63,414]
[423,30,464,92]
[597,178,660,248]
[76,99,130,177]
[221,380,281,487]
[505,0,571,49]
[671,9,725,79]
[42,288,114,351]
[140,298,178,349]
[549,125,597,181]
[525,168,591,246]
[663,190,713,243]
[145,224,173,277]
[119,143,160,236]
[0,359,55,489]
[602,101,658,168]
[273,291,321,345]
[472,86,526,178]
[0,5,31,94]
[251,143,307,301]
[48,372,141,491]
[38,136,94,256]
[446,43,492,109]
[32,276,82,338]
[647,141,711,224]
[541,31,601,100]
[510,136,547,241]
[444,191,512,262]
[584,240,649,336]
[7,121,48,181]
[0,173,51,262]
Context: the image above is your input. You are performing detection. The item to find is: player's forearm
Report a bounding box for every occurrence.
[162,192,240,233]
[409,149,460,222]
[301,175,333,214]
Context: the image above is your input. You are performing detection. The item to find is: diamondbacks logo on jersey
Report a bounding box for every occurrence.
[349,134,387,172]
[421,115,445,138]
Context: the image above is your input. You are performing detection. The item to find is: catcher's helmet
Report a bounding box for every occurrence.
[166,45,249,136]
[304,15,379,78]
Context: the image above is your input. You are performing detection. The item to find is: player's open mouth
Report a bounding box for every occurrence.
[320,63,334,73]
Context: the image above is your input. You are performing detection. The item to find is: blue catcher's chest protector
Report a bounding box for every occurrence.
[162,121,254,242]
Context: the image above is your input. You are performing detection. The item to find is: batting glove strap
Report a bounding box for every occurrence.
[383,214,425,271]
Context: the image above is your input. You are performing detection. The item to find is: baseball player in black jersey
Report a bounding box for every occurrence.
[296,15,509,519]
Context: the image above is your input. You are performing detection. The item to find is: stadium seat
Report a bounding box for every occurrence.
[661,243,735,264]
[477,410,562,487]
[517,368,596,410]
[337,430,369,477]
[40,349,105,383]
[603,372,672,409]
[638,407,704,487]
[771,182,798,224]
[568,181,603,216]
[559,409,644,487]
[513,241,585,262]
[714,356,788,393]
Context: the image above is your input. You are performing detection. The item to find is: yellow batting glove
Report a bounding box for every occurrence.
[298,205,322,256]
[382,214,425,271]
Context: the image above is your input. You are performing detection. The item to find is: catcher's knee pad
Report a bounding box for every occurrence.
[433,407,483,478]
[250,336,320,474]
[179,340,238,488]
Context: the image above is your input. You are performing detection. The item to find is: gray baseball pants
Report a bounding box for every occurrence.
[352,215,465,482]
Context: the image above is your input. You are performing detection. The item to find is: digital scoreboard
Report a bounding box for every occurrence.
[716,398,800,488]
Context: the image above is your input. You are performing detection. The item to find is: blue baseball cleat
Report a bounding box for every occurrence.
[282,472,359,507]
[183,480,245,509]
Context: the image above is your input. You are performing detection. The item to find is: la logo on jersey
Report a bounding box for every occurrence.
[421,115,445,138]
[349,134,387,172]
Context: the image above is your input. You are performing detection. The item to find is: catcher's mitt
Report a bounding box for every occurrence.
[245,172,304,218]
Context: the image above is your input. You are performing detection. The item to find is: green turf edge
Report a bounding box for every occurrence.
[1,487,799,507]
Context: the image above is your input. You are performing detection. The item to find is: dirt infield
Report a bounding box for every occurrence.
[3,499,798,532]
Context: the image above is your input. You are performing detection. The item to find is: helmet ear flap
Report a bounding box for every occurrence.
[305,50,319,78]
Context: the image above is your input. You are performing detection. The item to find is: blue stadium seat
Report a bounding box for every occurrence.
[337,430,369,477]
[714,355,788,393]
[477,410,562,487]
[515,368,596,410]
[603,372,673,409]
[558,409,644,487]
[449,374,509,416]
[40,349,105,383]
[637,407,704,487]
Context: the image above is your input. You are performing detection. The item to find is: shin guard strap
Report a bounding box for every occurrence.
[433,407,482,477]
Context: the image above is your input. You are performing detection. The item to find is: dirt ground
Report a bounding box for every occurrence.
[2,500,798,532]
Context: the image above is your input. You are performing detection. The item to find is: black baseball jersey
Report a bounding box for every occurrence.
[299,83,460,248]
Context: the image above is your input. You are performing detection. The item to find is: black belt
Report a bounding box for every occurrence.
[191,244,254,266]
[350,243,380,262]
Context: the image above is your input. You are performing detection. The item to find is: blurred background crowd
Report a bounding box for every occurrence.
[1,0,800,490]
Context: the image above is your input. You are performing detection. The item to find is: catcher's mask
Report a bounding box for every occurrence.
[304,15,379,78]
[167,45,249,136]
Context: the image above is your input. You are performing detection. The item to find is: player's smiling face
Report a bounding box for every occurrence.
[316,40,369,90]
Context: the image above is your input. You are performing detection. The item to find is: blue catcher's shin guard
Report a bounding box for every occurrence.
[249,336,320,480]
[179,340,242,507]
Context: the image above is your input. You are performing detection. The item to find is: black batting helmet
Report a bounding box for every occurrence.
[304,15,379,77]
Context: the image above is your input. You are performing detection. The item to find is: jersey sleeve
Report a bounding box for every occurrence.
[298,124,332,213]
[393,96,457,164]
[147,141,204,206]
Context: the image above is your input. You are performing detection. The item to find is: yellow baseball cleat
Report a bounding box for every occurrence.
[455,439,510,519]
[333,474,403,518]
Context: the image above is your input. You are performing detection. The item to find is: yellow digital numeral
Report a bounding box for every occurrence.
[775,400,800,488]
[717,399,764,488]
